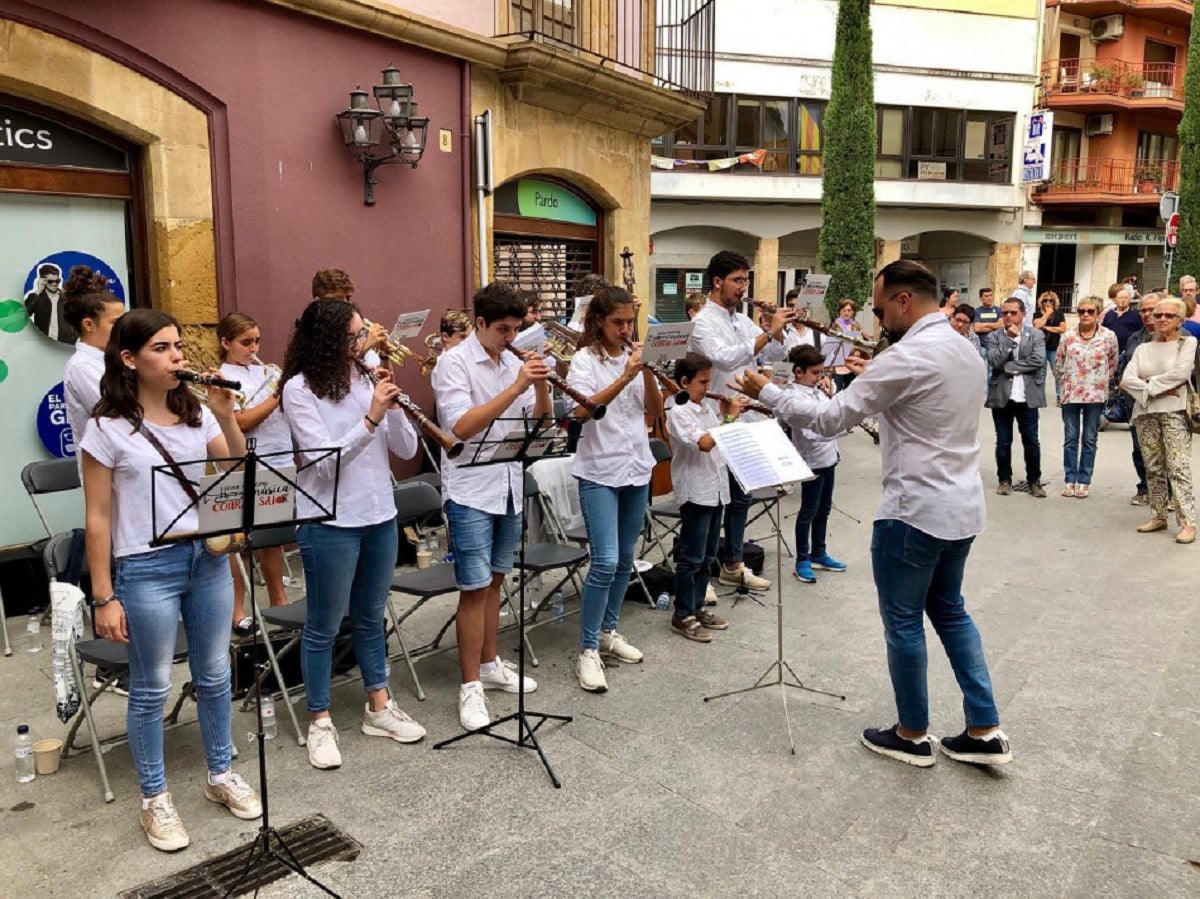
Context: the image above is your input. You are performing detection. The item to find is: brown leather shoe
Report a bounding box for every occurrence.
[1136,519,1168,533]
[996,481,1012,496]
[1176,526,1196,545]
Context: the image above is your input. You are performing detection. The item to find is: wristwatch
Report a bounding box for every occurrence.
[93,594,119,608]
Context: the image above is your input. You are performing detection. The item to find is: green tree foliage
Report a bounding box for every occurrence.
[1172,17,1200,292]
[818,0,877,318]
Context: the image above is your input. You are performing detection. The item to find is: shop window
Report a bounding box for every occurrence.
[875,107,904,178]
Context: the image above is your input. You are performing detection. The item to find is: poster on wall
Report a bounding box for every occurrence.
[22,251,126,345]
[1021,112,1053,184]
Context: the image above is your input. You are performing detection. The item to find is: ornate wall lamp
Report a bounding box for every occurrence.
[336,65,430,205]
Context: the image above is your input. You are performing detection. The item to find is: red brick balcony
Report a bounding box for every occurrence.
[1041,58,1184,114]
[1033,156,1179,205]
[1047,1,1194,29]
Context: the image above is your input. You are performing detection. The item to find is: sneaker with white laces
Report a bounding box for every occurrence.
[458,682,491,730]
[204,771,263,820]
[599,630,644,663]
[140,792,189,852]
[306,718,342,770]
[362,699,426,743]
[479,657,538,693]
[717,563,770,592]
[576,648,608,692]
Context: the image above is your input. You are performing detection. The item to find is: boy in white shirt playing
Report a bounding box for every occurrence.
[783,345,848,584]
[665,353,744,642]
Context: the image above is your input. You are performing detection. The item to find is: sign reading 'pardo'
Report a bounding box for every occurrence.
[495,178,598,226]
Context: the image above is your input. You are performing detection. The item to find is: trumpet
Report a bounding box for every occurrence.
[419,333,442,377]
[503,343,607,420]
[360,363,465,459]
[240,354,282,407]
[362,317,437,372]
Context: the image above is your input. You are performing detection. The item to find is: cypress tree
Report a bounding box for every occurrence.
[1171,15,1200,292]
[818,0,877,319]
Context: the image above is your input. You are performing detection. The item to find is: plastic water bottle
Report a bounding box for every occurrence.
[260,693,277,740]
[655,592,670,611]
[25,615,41,653]
[551,590,565,622]
[14,725,34,783]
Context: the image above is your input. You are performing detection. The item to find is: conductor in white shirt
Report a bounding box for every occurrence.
[735,259,1012,768]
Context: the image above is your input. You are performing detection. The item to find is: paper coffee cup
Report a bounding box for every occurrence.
[416,550,432,569]
[32,739,63,775]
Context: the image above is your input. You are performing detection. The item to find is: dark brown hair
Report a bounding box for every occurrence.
[311,268,355,299]
[577,286,634,354]
[93,309,201,428]
[62,265,122,333]
[217,312,259,361]
[279,297,364,404]
[674,351,713,384]
[875,259,938,302]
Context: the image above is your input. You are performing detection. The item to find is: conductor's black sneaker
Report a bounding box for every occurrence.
[860,724,936,767]
[939,729,1012,765]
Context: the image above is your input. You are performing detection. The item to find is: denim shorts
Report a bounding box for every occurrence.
[445,499,522,590]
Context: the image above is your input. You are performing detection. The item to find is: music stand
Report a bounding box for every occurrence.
[150,440,342,898]
[699,421,845,754]
[431,413,573,787]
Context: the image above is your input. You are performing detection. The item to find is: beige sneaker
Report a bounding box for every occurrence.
[718,563,770,592]
[576,648,608,692]
[307,718,342,769]
[140,792,189,852]
[599,630,643,663]
[204,771,263,820]
[362,699,427,743]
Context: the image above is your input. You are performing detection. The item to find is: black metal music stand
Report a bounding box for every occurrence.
[431,413,573,787]
[151,440,342,897]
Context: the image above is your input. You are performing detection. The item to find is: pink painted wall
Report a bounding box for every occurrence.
[10,0,469,383]
[378,0,496,35]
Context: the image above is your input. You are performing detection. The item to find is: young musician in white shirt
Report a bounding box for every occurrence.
[80,309,261,852]
[665,353,742,642]
[62,266,125,471]
[432,282,550,730]
[218,312,291,634]
[279,298,427,771]
[564,286,662,692]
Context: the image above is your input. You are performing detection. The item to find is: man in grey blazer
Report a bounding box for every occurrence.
[986,298,1047,497]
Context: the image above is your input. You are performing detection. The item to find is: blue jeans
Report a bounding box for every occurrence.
[577,479,649,650]
[673,501,722,619]
[991,401,1041,483]
[297,519,397,714]
[1045,349,1059,400]
[444,499,521,591]
[795,464,836,561]
[1062,402,1103,485]
[721,471,751,566]
[115,541,234,796]
[870,520,999,732]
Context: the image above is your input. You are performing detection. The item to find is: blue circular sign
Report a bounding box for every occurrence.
[37,381,75,458]
[23,251,125,300]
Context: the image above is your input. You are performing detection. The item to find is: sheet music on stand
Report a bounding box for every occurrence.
[708,420,814,493]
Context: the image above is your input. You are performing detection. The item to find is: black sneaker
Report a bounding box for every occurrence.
[860,724,936,767]
[939,729,1012,765]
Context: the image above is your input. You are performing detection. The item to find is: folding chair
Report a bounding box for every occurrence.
[44,532,190,802]
[21,458,81,540]
[512,472,590,627]
[641,439,683,569]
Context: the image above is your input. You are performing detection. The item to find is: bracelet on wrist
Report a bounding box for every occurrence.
[364,414,381,428]
[93,594,119,608]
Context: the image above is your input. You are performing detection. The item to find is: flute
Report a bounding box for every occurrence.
[503,343,607,420]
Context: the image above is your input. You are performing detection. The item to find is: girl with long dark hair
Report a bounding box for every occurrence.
[565,286,664,692]
[278,297,426,770]
[81,308,260,852]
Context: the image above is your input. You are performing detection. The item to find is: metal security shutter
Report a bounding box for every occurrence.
[493,236,596,322]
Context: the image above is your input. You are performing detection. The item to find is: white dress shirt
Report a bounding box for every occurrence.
[1011,285,1035,328]
[776,383,841,470]
[221,361,292,456]
[64,341,105,469]
[759,326,816,365]
[759,312,987,540]
[689,299,761,401]
[281,371,418,526]
[565,345,654,488]
[665,400,730,507]
[432,332,537,515]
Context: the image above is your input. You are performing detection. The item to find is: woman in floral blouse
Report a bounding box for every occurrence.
[1054,296,1118,498]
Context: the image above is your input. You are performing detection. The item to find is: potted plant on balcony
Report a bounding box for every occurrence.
[1135,162,1163,193]
[1085,62,1120,93]
[1121,70,1145,97]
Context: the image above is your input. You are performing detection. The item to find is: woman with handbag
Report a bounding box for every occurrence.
[1054,297,1118,498]
[1120,297,1198,544]
[80,308,261,852]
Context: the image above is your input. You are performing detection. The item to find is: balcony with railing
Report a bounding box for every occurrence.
[1041,58,1185,113]
[497,0,715,97]
[1033,157,1179,204]
[1047,1,1194,29]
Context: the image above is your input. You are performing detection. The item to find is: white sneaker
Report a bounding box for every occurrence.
[576,648,608,692]
[306,719,342,769]
[362,699,426,743]
[140,792,189,852]
[599,630,643,663]
[203,771,263,820]
[704,583,718,606]
[458,682,491,730]
[718,563,770,592]
[479,657,538,693]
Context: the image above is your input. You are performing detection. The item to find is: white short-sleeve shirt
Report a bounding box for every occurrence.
[565,345,654,488]
[221,361,292,456]
[64,342,105,473]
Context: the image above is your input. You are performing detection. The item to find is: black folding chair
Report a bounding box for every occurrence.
[512,472,590,627]
[640,439,683,569]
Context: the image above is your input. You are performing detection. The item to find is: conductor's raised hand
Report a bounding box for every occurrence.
[734,368,770,399]
[845,354,869,376]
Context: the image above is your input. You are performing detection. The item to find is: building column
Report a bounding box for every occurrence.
[875,239,901,271]
[988,242,1023,299]
[753,237,780,304]
[1089,244,1120,298]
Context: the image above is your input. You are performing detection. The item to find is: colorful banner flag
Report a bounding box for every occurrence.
[650,149,768,171]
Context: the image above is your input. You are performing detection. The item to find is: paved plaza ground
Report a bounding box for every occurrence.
[1,409,1198,897]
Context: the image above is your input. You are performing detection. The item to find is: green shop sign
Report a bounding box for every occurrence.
[495,178,597,226]
[1023,227,1164,246]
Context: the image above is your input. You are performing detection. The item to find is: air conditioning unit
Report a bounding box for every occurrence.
[1091,14,1124,41]
[1086,113,1114,136]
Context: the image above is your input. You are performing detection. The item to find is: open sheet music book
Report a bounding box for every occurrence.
[708,420,815,493]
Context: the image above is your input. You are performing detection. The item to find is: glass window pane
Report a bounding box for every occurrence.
[965,113,987,159]
[736,99,760,147]
[703,95,729,146]
[875,159,903,178]
[910,108,933,156]
[675,115,699,146]
[879,108,904,155]
[935,110,962,157]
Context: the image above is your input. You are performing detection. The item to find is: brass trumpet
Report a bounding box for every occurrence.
[359,362,465,459]
[362,317,438,372]
[419,333,442,377]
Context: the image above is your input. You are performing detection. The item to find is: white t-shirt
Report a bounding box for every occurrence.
[565,345,654,488]
[64,341,105,474]
[220,361,292,456]
[80,410,221,558]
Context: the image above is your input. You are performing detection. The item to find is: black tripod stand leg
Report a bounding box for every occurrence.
[519,714,562,789]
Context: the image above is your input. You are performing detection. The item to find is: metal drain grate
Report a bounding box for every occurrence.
[120,814,361,898]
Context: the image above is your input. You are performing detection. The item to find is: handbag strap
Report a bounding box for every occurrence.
[130,418,201,504]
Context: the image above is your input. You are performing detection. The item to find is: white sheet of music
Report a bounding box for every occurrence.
[708,420,814,492]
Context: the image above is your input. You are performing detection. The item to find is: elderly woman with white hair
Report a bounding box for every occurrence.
[1120,296,1197,544]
